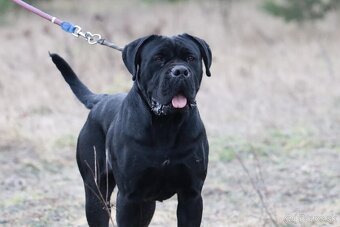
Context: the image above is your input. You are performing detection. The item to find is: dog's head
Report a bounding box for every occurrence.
[123,34,212,115]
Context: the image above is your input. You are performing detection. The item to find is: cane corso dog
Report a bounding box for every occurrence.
[50,33,211,227]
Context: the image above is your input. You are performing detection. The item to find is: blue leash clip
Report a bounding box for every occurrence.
[60,22,76,33]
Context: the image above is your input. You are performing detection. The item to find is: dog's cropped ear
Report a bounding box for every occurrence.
[122,35,158,80]
[182,34,212,77]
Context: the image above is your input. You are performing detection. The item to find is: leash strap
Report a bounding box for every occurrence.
[11,0,123,51]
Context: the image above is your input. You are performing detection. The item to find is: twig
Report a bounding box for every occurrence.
[235,153,279,227]
[84,147,116,226]
[93,146,97,185]
[105,148,109,203]
[250,146,279,225]
[250,145,269,196]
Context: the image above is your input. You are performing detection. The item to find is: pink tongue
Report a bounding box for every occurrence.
[172,94,187,108]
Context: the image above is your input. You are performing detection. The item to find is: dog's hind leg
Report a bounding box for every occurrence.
[83,177,115,227]
[77,121,116,227]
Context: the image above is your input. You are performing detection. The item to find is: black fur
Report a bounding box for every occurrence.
[50,33,212,227]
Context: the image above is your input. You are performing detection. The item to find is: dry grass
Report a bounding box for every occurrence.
[1,0,340,226]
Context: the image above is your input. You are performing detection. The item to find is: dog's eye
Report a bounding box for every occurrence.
[186,55,195,62]
[154,55,165,63]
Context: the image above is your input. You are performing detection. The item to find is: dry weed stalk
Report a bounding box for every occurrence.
[235,150,279,227]
[84,146,116,227]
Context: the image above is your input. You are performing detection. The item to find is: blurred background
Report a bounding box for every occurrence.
[0,0,340,226]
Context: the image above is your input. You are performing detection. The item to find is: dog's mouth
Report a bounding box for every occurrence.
[151,93,196,116]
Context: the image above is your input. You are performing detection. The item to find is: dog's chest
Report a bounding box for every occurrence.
[117,142,208,202]
[127,159,198,201]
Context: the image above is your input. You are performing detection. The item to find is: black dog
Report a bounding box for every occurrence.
[50,33,211,227]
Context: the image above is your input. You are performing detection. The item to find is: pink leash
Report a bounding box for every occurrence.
[12,0,62,25]
[11,0,123,51]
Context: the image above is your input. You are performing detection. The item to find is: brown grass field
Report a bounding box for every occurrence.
[1,0,340,226]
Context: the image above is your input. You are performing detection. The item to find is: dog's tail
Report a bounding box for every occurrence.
[50,53,103,109]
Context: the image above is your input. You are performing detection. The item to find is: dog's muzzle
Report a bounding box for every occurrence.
[137,63,197,116]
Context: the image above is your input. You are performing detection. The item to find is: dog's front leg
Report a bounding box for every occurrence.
[177,190,203,227]
[116,192,156,227]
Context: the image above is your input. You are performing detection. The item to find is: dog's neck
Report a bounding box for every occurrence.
[134,82,153,113]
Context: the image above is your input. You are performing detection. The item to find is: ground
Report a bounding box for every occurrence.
[0,0,340,226]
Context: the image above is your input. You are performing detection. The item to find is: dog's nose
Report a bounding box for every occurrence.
[171,65,191,77]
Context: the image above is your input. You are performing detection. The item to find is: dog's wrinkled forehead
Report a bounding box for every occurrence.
[122,34,212,80]
[141,36,201,58]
